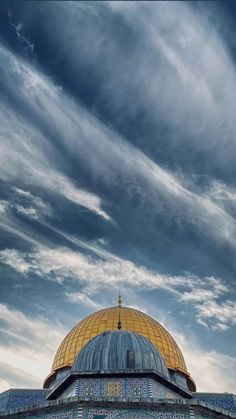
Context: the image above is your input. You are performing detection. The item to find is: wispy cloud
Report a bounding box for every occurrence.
[30,0,236,172]
[38,171,111,221]
[195,300,236,331]
[0,188,51,222]
[0,303,65,384]
[0,246,190,291]
[0,249,30,274]
[0,200,8,214]
[208,181,236,204]
[66,292,104,310]
[0,362,41,391]
[1,42,236,248]
[10,21,35,54]
[0,45,111,222]
[168,328,236,392]
[13,187,51,217]
[105,1,236,163]
[0,245,233,331]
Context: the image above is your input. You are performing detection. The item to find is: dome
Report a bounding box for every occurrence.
[44,305,195,391]
[72,330,170,378]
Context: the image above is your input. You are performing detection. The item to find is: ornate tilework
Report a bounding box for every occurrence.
[73,377,180,401]
[194,393,236,413]
[104,382,122,398]
[0,397,233,419]
[77,379,101,398]
[151,378,179,399]
[0,389,49,411]
[82,406,187,419]
[46,412,73,418]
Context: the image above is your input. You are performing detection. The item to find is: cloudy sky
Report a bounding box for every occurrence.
[0,0,236,394]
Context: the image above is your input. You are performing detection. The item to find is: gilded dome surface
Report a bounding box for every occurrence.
[45,305,195,390]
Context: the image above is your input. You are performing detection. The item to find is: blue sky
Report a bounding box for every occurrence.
[0,0,235,393]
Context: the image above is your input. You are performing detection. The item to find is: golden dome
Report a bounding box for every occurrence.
[44,305,195,390]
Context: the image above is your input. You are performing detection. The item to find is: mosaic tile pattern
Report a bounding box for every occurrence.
[0,389,49,411]
[46,412,73,419]
[194,393,236,413]
[1,398,234,419]
[150,378,179,399]
[77,378,103,398]
[64,377,180,400]
[82,406,187,419]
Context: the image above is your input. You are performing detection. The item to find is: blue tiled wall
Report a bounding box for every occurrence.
[194,393,236,413]
[0,389,49,412]
[1,400,234,418]
[58,377,180,400]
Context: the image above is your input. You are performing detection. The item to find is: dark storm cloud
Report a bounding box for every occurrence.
[0,0,235,392]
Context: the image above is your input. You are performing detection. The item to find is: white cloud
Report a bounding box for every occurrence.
[0,189,51,223]
[181,289,217,303]
[11,21,34,54]
[209,181,236,204]
[180,277,235,331]
[0,378,11,392]
[0,42,236,247]
[178,333,236,392]
[180,277,228,303]
[37,170,111,221]
[0,246,190,292]
[0,304,65,384]
[0,362,41,392]
[13,187,52,217]
[0,245,233,331]
[195,300,236,330]
[156,317,236,392]
[0,249,30,274]
[0,200,8,214]
[66,292,103,310]
[106,1,236,160]
[15,204,38,219]
[13,188,32,197]
[0,45,110,222]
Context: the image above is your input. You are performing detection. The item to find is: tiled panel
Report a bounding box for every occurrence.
[72,377,180,400]
[82,406,187,419]
[0,389,49,411]
[194,393,236,413]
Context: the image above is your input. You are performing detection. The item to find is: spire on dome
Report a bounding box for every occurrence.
[117,312,122,330]
[118,291,122,307]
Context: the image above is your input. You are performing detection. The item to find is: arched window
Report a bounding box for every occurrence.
[126,350,135,368]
